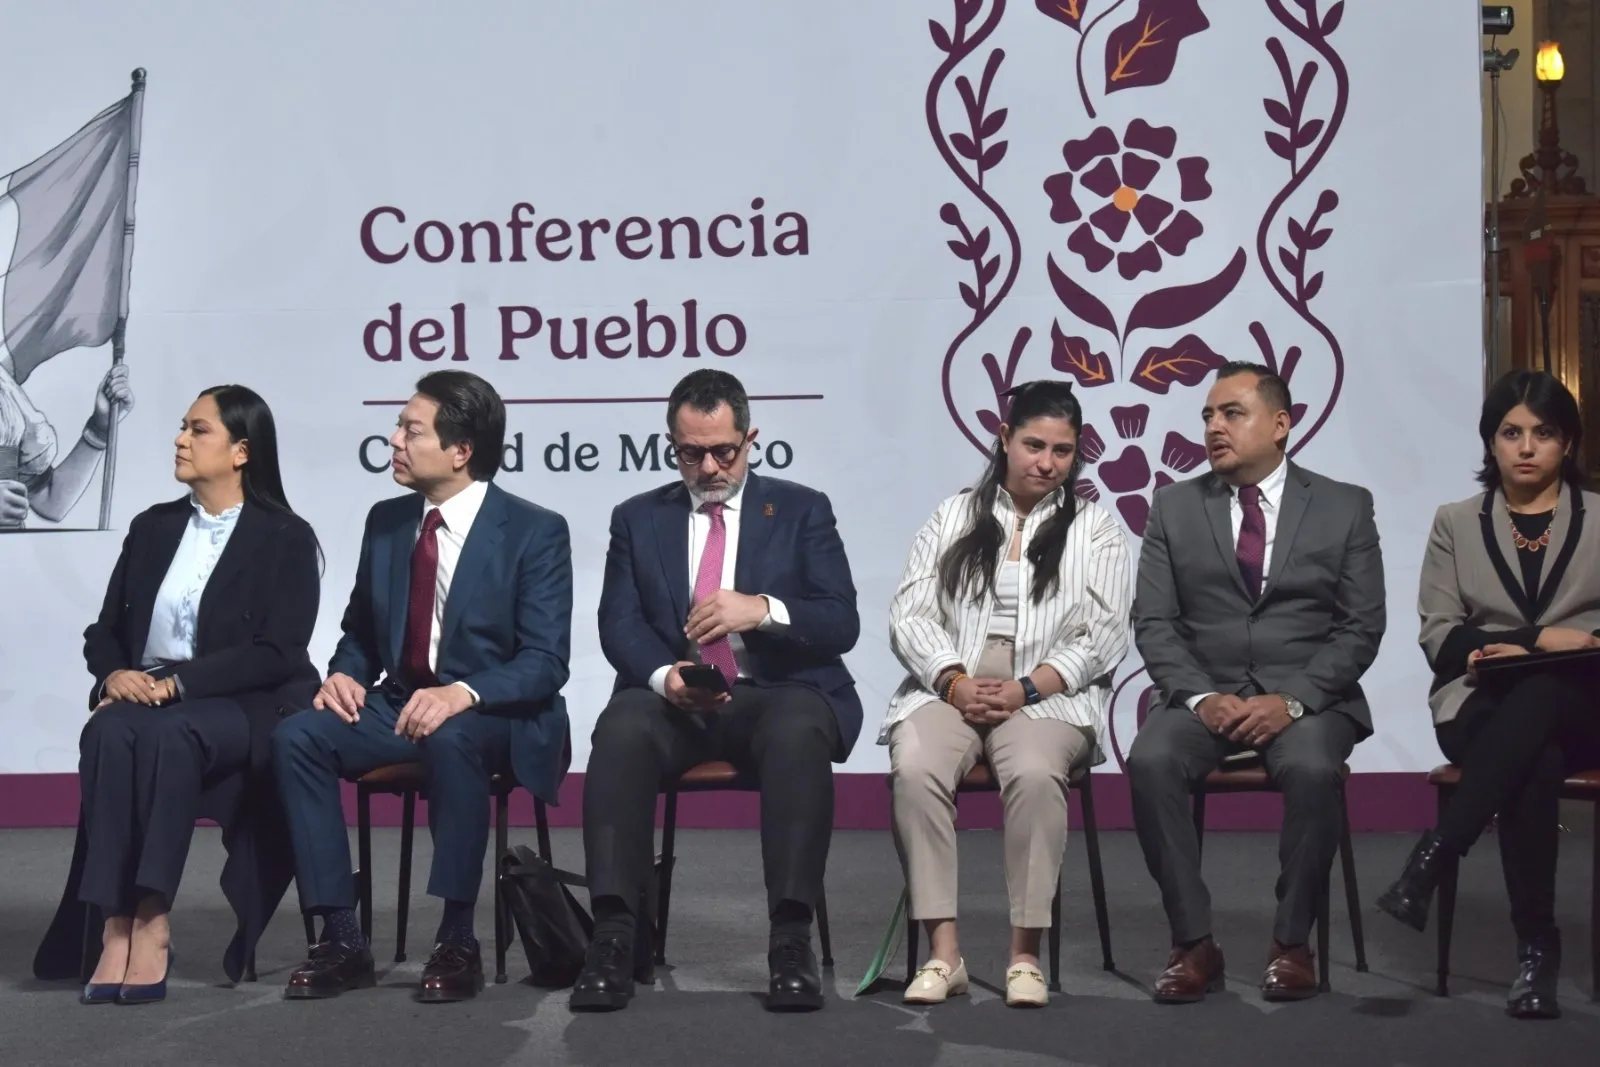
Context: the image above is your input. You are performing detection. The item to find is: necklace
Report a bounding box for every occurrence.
[1508,502,1557,553]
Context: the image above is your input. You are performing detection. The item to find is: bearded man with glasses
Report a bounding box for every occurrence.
[573,369,861,1014]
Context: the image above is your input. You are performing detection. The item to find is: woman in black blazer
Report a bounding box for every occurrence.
[1377,371,1600,1019]
[36,384,320,1004]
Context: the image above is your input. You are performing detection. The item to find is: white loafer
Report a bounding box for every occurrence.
[1005,963,1048,1007]
[904,957,969,1004]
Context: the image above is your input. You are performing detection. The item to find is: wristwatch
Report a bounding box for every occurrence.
[1019,677,1043,705]
[1278,692,1305,720]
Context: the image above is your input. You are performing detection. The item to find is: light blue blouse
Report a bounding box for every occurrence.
[140,496,244,666]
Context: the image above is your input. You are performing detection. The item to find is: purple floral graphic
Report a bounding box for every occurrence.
[1075,403,1206,534]
[1036,0,1212,119]
[1256,0,1348,454]
[930,0,1026,452]
[1043,119,1212,281]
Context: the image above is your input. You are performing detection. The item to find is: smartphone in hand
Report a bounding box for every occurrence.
[678,664,731,693]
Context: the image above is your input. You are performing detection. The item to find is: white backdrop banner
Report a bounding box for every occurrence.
[0,0,1483,777]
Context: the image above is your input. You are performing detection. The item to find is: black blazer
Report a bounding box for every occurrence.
[34,496,321,983]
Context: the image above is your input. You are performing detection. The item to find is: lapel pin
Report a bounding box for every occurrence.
[763,503,775,518]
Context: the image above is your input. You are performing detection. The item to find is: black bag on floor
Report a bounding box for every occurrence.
[498,845,593,988]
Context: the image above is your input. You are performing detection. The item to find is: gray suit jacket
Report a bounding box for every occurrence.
[1420,484,1600,724]
[1133,461,1386,734]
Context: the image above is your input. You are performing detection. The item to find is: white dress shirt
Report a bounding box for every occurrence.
[1185,455,1287,712]
[418,478,489,702]
[647,479,790,696]
[142,495,243,665]
[881,488,1133,754]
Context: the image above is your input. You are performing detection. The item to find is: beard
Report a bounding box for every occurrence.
[691,469,744,502]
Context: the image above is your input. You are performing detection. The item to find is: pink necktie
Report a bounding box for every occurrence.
[1236,484,1266,599]
[693,502,739,685]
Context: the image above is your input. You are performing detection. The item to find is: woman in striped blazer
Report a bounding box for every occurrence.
[884,380,1132,1008]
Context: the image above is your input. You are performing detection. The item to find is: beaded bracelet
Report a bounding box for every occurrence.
[940,671,967,706]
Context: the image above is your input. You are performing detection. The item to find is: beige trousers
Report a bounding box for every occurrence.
[889,636,1094,929]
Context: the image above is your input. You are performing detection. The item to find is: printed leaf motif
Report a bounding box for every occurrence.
[1287,218,1307,247]
[959,282,980,309]
[1303,271,1324,300]
[1036,0,1090,33]
[1130,334,1227,394]
[1278,247,1300,275]
[971,228,992,259]
[1266,131,1293,160]
[1047,253,1119,338]
[980,108,1009,137]
[947,239,975,260]
[1290,403,1307,426]
[1321,1,1345,35]
[1104,0,1211,95]
[1050,320,1114,388]
[930,19,953,52]
[950,132,979,160]
[979,255,1001,284]
[1124,247,1248,337]
[1294,119,1325,148]
[1303,227,1332,250]
[980,141,1009,170]
[978,409,1003,436]
[1264,98,1292,128]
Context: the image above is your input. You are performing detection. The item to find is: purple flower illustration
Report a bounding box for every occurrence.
[1043,119,1212,281]
[1075,403,1206,534]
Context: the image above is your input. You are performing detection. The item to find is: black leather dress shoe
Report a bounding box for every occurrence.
[1507,932,1561,1020]
[1376,831,1449,932]
[767,936,824,1012]
[283,941,376,999]
[417,939,485,1003]
[570,938,642,1012]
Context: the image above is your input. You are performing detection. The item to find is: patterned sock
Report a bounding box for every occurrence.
[318,907,365,949]
[435,899,476,945]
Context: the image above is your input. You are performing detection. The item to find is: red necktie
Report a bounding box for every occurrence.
[1236,484,1266,598]
[401,508,444,688]
[693,502,739,686]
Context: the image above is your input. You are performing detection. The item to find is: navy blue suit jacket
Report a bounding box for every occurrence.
[328,481,572,803]
[598,471,863,758]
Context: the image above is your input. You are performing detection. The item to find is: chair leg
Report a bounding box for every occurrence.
[1078,776,1115,971]
[1338,790,1368,972]
[656,790,678,967]
[495,789,510,985]
[1589,800,1598,1002]
[535,798,553,861]
[357,785,374,942]
[905,907,920,986]
[395,790,415,964]
[816,889,834,967]
[1316,874,1332,993]
[1192,790,1207,863]
[1048,882,1062,992]
[1435,788,1458,997]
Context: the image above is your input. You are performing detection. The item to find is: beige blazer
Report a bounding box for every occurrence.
[1419,484,1600,724]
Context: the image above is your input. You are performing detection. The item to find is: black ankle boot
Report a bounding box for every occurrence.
[1507,930,1561,1020]
[1376,831,1449,932]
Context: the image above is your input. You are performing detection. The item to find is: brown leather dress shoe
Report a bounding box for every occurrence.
[417,939,485,1003]
[1261,941,1318,1001]
[284,941,377,999]
[1152,938,1226,1003]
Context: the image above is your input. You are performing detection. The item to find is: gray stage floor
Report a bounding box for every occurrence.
[1,826,1595,1065]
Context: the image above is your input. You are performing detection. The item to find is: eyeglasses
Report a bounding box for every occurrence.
[672,440,746,467]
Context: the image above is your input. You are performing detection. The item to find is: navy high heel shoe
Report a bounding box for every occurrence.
[79,981,121,1005]
[117,947,173,1005]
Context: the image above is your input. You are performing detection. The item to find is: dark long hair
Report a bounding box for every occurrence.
[199,384,322,564]
[1475,370,1585,489]
[937,380,1084,605]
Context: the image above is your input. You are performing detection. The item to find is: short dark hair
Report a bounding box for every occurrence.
[666,369,750,435]
[1476,369,1585,489]
[414,370,506,481]
[1215,360,1293,416]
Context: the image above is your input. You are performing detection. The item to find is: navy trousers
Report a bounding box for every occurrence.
[78,698,251,915]
[272,693,512,911]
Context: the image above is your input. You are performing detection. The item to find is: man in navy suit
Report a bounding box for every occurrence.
[273,371,571,1003]
[571,369,861,1013]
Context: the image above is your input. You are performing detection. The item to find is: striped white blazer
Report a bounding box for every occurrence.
[879,487,1133,759]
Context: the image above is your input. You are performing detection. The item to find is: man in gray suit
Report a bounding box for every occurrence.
[1128,361,1385,1003]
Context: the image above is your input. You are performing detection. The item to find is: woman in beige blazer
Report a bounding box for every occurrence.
[884,380,1132,1008]
[1377,370,1600,1020]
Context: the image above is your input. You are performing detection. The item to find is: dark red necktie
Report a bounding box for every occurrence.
[400,508,444,688]
[1236,484,1266,598]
